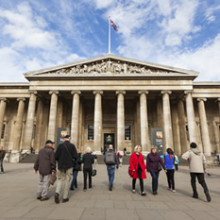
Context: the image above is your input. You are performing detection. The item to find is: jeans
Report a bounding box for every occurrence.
[83,169,92,189]
[70,170,78,189]
[166,169,175,190]
[175,164,178,171]
[190,173,209,196]
[0,159,4,172]
[107,165,115,187]
[37,174,51,198]
[56,168,72,199]
[150,171,159,193]
[132,168,144,192]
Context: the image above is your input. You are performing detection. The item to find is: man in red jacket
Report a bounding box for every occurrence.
[34,140,56,201]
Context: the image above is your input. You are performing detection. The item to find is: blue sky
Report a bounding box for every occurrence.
[0,0,220,82]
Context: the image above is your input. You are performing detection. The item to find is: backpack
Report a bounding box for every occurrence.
[105,151,116,165]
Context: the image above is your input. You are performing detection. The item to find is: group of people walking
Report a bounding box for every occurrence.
[34,135,211,203]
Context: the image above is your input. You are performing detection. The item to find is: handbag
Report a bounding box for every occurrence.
[92,169,97,176]
[50,171,57,185]
[128,166,135,178]
[158,163,162,172]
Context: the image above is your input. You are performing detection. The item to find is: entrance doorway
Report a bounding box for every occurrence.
[104,133,115,153]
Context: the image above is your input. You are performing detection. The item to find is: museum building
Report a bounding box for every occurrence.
[0,54,220,162]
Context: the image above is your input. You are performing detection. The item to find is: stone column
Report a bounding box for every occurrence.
[93,91,103,153]
[0,98,7,144]
[218,98,220,118]
[172,103,181,155]
[48,91,59,141]
[161,91,173,149]
[71,91,81,147]
[138,91,150,152]
[34,99,44,153]
[13,98,26,151]
[177,99,188,152]
[197,98,211,156]
[185,91,197,143]
[23,91,37,151]
[116,91,126,152]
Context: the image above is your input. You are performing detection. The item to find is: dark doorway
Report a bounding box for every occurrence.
[104,133,115,153]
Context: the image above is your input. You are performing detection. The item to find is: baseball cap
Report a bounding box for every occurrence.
[45,140,55,145]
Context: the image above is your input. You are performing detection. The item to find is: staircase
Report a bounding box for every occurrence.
[19,154,37,163]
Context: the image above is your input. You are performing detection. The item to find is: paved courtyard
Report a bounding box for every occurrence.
[0,163,220,220]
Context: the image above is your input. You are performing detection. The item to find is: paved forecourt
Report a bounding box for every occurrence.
[0,163,220,220]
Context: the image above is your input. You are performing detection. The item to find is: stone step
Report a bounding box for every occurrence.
[19,154,37,163]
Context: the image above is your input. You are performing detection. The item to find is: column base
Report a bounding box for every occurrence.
[8,150,21,163]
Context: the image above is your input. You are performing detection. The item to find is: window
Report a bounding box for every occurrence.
[125,125,131,140]
[88,125,94,140]
[1,124,5,139]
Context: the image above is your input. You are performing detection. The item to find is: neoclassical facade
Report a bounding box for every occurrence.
[0,54,220,162]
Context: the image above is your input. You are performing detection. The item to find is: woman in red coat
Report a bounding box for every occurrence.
[129,145,147,196]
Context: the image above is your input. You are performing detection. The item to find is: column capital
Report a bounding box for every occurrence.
[93,90,103,95]
[49,90,59,95]
[17,98,26,102]
[197,98,207,102]
[71,90,81,95]
[138,90,149,95]
[184,90,193,95]
[29,90,37,95]
[0,98,7,102]
[116,90,126,95]
[161,90,172,95]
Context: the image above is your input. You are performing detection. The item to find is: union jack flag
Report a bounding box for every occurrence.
[110,19,118,32]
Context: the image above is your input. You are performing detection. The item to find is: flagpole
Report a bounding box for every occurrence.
[108,16,111,54]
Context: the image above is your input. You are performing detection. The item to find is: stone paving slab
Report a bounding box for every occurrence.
[0,163,220,220]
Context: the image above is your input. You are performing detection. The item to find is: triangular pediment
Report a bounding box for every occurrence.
[24,54,198,80]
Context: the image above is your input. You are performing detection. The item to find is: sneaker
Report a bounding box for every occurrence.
[54,193,60,204]
[83,189,87,192]
[205,192,211,202]
[172,190,176,193]
[62,198,69,203]
[141,192,146,196]
[153,191,158,195]
[132,189,136,193]
[167,187,171,191]
[40,197,49,201]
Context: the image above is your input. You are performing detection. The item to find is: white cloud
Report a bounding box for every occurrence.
[93,0,115,9]
[0,2,85,82]
[157,34,220,81]
[205,4,220,23]
[0,2,59,50]
[158,0,200,46]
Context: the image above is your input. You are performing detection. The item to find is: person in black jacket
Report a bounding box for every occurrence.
[54,135,77,204]
[70,149,82,190]
[82,147,94,191]
[0,147,6,174]
[34,140,56,201]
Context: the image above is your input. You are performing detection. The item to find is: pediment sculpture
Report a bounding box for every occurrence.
[46,59,170,76]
